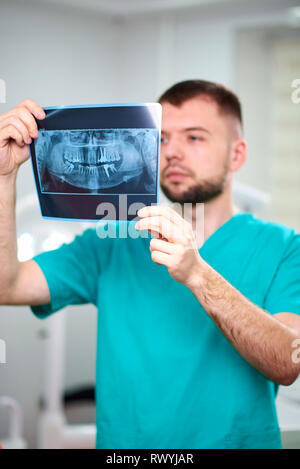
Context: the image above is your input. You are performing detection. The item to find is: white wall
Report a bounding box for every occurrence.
[0,0,299,448]
[0,0,114,447]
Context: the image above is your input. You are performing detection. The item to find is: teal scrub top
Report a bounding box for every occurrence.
[31,213,300,449]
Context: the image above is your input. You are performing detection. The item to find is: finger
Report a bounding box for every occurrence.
[17,98,45,120]
[147,229,168,240]
[138,204,184,226]
[137,217,184,243]
[150,238,177,254]
[0,116,32,144]
[151,250,171,267]
[137,216,171,236]
[0,125,26,148]
[13,107,39,138]
[148,229,160,238]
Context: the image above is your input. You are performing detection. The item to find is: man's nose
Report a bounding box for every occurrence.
[162,139,184,162]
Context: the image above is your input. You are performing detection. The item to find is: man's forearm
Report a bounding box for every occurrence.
[0,171,19,300]
[189,260,300,385]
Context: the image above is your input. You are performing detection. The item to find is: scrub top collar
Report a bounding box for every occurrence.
[200,211,253,254]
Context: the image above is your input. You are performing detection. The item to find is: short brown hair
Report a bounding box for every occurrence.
[158,79,243,128]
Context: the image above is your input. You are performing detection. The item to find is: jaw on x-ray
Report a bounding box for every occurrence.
[30,103,161,220]
[35,128,158,194]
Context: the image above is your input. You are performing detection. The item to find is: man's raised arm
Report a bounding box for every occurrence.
[0,99,50,306]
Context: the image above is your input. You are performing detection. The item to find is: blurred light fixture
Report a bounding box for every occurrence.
[17,233,35,262]
[289,7,300,18]
[287,7,300,28]
[41,232,68,252]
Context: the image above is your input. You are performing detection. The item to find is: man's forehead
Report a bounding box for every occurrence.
[161,97,222,132]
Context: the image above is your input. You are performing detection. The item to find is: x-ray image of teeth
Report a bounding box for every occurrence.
[35,128,158,194]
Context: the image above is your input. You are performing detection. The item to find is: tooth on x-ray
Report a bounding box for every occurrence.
[35,128,158,193]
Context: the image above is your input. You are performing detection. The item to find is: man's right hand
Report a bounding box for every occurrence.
[0,98,50,307]
[0,98,45,176]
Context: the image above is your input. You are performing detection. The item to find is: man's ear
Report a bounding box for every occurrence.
[230,139,247,172]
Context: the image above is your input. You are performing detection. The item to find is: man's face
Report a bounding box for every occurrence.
[159,96,234,203]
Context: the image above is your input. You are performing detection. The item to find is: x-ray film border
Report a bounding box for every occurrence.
[39,193,157,195]
[43,103,161,131]
[43,101,161,111]
[29,143,48,221]
[41,217,138,224]
[37,128,157,132]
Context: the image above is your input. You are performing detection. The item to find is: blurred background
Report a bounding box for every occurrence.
[0,0,300,449]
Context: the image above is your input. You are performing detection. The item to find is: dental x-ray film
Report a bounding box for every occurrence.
[30,103,161,221]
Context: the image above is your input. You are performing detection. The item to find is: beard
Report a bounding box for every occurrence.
[160,166,229,204]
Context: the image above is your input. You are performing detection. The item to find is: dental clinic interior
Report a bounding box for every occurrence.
[0,0,300,450]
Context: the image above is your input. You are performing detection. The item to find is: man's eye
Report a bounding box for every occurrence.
[161,137,167,144]
[188,135,203,142]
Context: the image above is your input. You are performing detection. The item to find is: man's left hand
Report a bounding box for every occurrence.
[135,205,204,289]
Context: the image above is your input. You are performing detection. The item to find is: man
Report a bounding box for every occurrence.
[0,80,300,449]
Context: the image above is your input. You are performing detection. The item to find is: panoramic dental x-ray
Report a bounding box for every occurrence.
[30,104,161,221]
